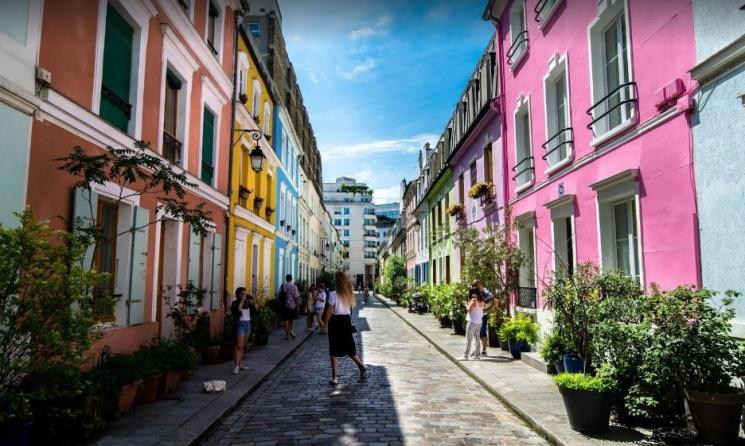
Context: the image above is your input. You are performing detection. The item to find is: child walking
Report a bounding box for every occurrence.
[463,288,484,361]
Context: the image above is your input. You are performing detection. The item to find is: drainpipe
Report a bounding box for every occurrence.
[224,7,245,310]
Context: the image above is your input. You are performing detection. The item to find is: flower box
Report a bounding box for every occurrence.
[238,186,251,200]
[468,182,491,199]
[447,203,464,218]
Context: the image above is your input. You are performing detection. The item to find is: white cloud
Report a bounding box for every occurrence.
[308,72,318,83]
[351,168,374,183]
[339,58,378,79]
[373,184,401,205]
[349,15,390,41]
[321,133,439,159]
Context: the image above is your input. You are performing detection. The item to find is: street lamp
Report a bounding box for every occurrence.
[233,129,266,172]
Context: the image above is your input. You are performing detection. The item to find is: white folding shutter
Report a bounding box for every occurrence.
[187,228,202,312]
[72,187,98,269]
[127,206,149,325]
[210,233,222,310]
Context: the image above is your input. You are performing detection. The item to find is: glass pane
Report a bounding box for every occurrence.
[631,200,640,278]
[526,228,535,287]
[565,218,574,276]
[614,202,630,274]
[604,21,622,129]
[554,74,567,162]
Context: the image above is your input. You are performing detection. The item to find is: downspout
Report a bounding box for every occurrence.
[224,8,244,310]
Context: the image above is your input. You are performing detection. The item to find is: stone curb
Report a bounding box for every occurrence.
[375,294,565,446]
[190,328,315,445]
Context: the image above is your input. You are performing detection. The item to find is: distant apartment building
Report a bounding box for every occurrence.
[374,202,400,245]
[323,177,376,288]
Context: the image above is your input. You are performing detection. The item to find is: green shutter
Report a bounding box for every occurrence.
[127,206,149,325]
[187,228,202,312]
[210,233,222,310]
[100,4,134,132]
[72,187,99,269]
[201,109,215,184]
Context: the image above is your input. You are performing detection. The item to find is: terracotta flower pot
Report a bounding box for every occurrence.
[159,369,182,395]
[201,345,221,364]
[118,380,142,413]
[685,389,745,445]
[138,375,161,404]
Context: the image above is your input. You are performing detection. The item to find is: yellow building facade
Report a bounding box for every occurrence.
[227,28,280,299]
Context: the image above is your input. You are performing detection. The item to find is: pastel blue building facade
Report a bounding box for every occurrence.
[691,0,745,337]
[273,107,299,291]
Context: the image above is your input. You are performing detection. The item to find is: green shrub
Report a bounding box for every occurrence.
[554,371,616,393]
[499,312,539,344]
[253,306,275,333]
[540,331,567,365]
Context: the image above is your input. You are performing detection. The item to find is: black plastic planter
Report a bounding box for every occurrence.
[0,419,32,446]
[685,389,745,445]
[487,327,499,348]
[452,319,466,335]
[499,339,509,351]
[254,330,269,346]
[508,340,525,359]
[438,316,452,328]
[558,387,613,433]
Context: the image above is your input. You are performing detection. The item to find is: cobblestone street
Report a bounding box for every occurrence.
[203,296,547,445]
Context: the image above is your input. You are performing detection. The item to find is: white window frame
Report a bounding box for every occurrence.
[587,0,636,145]
[516,214,537,289]
[263,101,271,136]
[508,0,528,69]
[198,75,227,189]
[542,53,573,174]
[548,199,577,278]
[536,0,564,29]
[237,52,249,98]
[203,0,225,62]
[252,79,261,119]
[92,0,155,138]
[158,25,198,167]
[513,95,534,193]
[593,170,644,284]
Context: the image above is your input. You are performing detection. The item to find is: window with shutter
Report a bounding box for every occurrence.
[201,108,215,185]
[100,5,134,133]
[207,1,218,54]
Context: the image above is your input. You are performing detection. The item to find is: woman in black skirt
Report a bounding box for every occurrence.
[323,271,367,385]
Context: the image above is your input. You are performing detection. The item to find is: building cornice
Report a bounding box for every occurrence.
[691,33,745,85]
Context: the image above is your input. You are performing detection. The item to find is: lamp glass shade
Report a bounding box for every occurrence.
[249,147,266,172]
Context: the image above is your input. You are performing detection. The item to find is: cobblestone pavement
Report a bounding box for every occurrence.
[202,297,547,446]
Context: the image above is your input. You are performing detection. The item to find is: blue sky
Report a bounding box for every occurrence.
[280,0,493,204]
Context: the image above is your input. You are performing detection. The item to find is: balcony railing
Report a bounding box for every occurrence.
[507,31,528,66]
[534,0,558,23]
[586,82,638,136]
[201,162,214,185]
[162,131,182,165]
[541,127,573,166]
[517,287,537,309]
[101,84,132,119]
[511,156,534,189]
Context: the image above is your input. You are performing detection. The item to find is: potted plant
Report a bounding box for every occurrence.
[555,365,616,434]
[238,93,248,104]
[0,390,32,446]
[134,347,163,404]
[447,203,464,218]
[499,312,539,359]
[220,314,237,360]
[107,354,144,414]
[238,186,251,201]
[487,312,500,348]
[253,196,264,209]
[157,340,196,395]
[540,331,567,373]
[253,306,274,346]
[449,284,468,336]
[467,181,490,199]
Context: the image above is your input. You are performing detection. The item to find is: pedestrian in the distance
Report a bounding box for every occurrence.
[231,287,257,374]
[305,284,317,332]
[323,271,367,385]
[314,283,327,333]
[279,274,300,340]
[463,287,485,361]
[473,280,495,357]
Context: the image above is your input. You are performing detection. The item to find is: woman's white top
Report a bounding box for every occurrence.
[327,291,352,315]
[467,300,484,323]
[240,308,251,322]
[314,291,327,309]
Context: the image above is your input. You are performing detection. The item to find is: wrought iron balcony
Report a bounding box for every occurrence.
[586,82,638,136]
[534,0,558,23]
[162,131,182,165]
[101,84,132,119]
[507,31,528,66]
[517,287,537,309]
[541,127,573,166]
[511,156,534,189]
[201,162,214,185]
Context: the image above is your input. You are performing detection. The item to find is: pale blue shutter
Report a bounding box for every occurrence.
[187,228,202,312]
[127,206,149,325]
[210,233,222,310]
[72,187,98,269]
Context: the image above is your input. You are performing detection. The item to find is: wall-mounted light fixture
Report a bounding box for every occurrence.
[233,129,266,172]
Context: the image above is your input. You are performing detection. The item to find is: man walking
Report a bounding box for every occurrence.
[280,274,300,339]
[473,280,495,357]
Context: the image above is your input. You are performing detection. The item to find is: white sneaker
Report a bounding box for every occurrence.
[461,355,469,361]
[240,364,250,370]
[232,366,240,375]
[329,378,338,385]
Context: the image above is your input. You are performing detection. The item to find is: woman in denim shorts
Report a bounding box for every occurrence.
[232,287,256,374]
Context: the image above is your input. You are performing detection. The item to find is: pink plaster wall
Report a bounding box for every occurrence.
[496,0,699,305]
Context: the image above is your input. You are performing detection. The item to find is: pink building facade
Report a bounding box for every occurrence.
[484,0,701,331]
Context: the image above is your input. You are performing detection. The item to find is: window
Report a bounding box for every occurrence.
[445,256,451,284]
[94,199,118,321]
[100,4,134,133]
[343,219,350,226]
[535,0,562,26]
[163,70,182,165]
[612,199,640,279]
[518,222,536,288]
[343,230,349,237]
[263,101,271,135]
[343,208,350,215]
[588,2,635,139]
[513,98,534,191]
[252,80,261,118]
[543,56,572,171]
[553,216,575,276]
[334,219,341,226]
[249,22,260,37]
[237,53,249,98]
[458,173,464,204]
[206,1,218,55]
[508,0,528,66]
[484,144,493,184]
[201,108,215,185]
[469,161,477,186]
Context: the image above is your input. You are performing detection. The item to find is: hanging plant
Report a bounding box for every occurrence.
[447,203,464,217]
[468,181,490,199]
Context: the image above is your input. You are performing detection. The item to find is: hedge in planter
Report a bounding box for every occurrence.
[555,367,617,434]
[499,313,539,359]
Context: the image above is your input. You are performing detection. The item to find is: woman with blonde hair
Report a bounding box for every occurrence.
[323,271,367,385]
